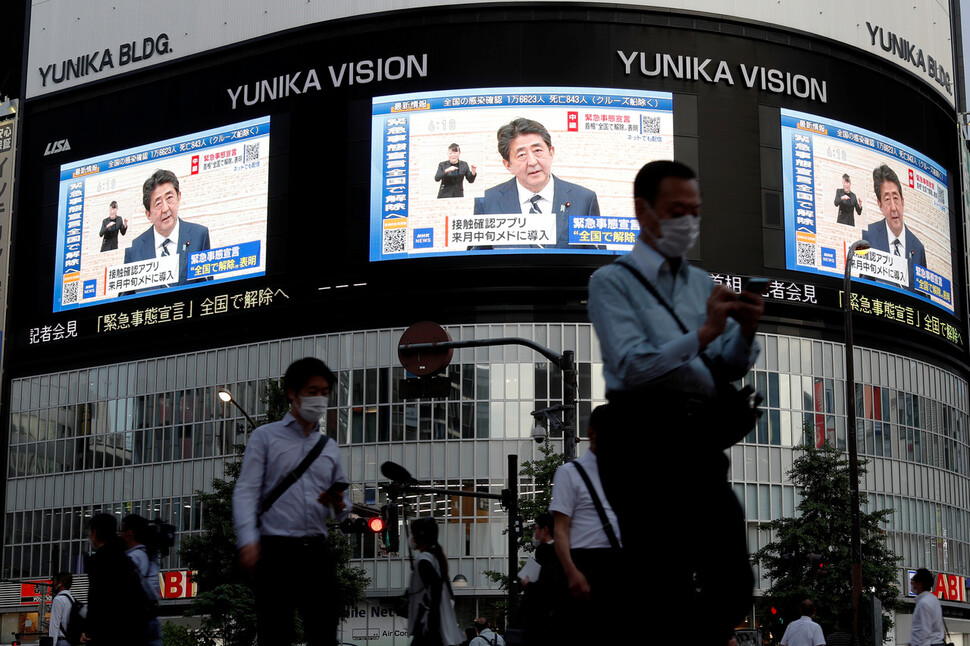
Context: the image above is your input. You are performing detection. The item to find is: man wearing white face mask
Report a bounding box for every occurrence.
[233,357,349,646]
[587,160,764,644]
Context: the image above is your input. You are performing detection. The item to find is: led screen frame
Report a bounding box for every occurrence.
[781,108,953,313]
[53,117,271,313]
[369,86,673,260]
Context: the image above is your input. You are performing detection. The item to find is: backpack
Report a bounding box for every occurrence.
[58,591,86,646]
[124,546,159,622]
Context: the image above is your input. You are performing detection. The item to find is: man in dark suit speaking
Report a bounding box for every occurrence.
[125,169,211,286]
[474,118,599,248]
[862,163,926,292]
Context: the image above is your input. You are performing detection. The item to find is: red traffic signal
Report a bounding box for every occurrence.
[340,515,385,535]
[367,516,385,533]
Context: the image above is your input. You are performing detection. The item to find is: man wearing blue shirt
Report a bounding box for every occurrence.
[587,160,763,643]
[233,357,349,646]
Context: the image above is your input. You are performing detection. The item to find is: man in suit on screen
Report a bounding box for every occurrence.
[473,118,599,249]
[862,163,926,292]
[125,169,211,286]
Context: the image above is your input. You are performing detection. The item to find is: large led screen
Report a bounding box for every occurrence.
[53,117,270,312]
[781,108,953,313]
[369,87,673,260]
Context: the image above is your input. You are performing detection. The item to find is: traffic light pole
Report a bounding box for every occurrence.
[399,335,577,458]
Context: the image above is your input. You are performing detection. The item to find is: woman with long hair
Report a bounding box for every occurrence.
[407,517,463,646]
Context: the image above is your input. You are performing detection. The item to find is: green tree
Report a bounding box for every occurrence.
[178,378,370,645]
[517,439,567,548]
[161,621,200,646]
[751,441,901,643]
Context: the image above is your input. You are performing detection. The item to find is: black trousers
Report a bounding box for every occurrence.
[563,549,623,644]
[256,535,339,646]
[599,393,754,644]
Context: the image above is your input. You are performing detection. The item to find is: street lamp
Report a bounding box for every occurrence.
[843,239,870,639]
[218,387,258,429]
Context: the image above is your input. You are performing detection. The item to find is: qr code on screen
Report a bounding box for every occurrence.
[796,242,815,267]
[642,116,661,134]
[62,282,79,305]
[245,143,260,161]
[383,230,406,254]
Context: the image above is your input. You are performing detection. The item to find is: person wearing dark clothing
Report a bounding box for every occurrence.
[861,164,927,293]
[83,513,147,646]
[435,144,477,198]
[833,174,862,226]
[520,512,565,646]
[459,627,478,646]
[587,161,763,644]
[99,201,128,252]
[825,611,859,646]
[121,514,161,646]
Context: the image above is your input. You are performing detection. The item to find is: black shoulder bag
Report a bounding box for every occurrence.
[615,262,763,450]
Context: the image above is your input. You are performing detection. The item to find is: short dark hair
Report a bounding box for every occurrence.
[873,164,902,203]
[496,118,552,162]
[89,513,117,542]
[913,567,935,590]
[448,143,460,152]
[109,200,118,209]
[634,160,697,205]
[121,514,148,543]
[142,169,181,211]
[588,404,614,435]
[283,357,336,398]
[411,516,439,546]
[535,511,554,533]
[53,571,73,589]
[842,174,850,182]
[800,599,816,616]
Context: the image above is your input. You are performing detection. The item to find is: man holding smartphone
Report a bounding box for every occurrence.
[587,160,764,643]
[233,357,349,646]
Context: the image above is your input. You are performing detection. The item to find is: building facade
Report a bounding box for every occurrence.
[3,1,969,643]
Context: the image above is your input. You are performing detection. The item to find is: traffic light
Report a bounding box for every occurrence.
[367,516,385,533]
[808,553,826,579]
[770,605,784,625]
[380,503,400,553]
[340,515,384,535]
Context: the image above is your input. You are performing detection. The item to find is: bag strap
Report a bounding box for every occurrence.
[58,591,77,636]
[615,261,721,376]
[259,434,329,517]
[571,461,621,550]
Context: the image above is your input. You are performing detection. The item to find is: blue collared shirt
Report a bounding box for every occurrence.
[588,240,759,397]
[233,412,348,547]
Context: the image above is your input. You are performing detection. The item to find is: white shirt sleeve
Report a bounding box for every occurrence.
[49,593,68,638]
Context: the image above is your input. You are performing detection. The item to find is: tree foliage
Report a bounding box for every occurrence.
[482,439,566,608]
[517,439,567,547]
[178,378,369,646]
[751,442,901,643]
